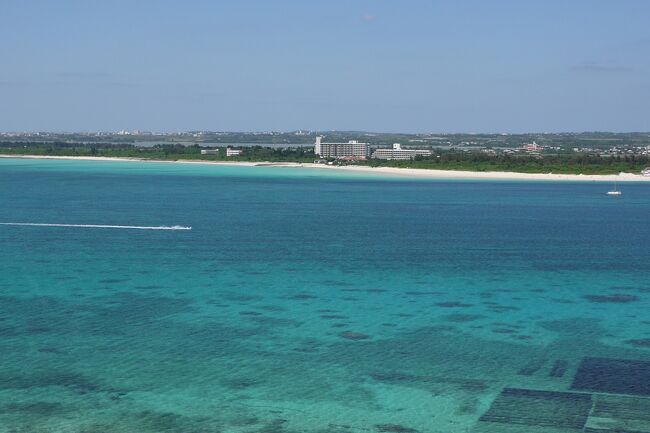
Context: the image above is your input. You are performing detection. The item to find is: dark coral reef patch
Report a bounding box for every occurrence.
[339,331,370,341]
[626,338,650,348]
[583,294,639,303]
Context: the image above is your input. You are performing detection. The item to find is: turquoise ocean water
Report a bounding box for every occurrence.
[1,158,649,433]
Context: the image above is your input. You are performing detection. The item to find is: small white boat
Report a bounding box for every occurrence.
[607,180,622,196]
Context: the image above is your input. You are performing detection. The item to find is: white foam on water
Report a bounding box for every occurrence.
[0,222,191,230]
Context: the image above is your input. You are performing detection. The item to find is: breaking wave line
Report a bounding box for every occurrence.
[0,222,192,231]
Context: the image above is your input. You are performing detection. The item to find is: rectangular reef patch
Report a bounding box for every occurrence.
[571,357,650,397]
[473,388,592,433]
[583,394,650,433]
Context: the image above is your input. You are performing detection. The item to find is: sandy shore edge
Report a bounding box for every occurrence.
[2,154,649,182]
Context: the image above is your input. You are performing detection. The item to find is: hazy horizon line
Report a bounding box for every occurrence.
[2,130,650,136]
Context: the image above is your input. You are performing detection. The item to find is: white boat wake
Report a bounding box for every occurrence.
[0,222,192,230]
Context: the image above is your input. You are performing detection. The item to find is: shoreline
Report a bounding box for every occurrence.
[2,154,649,182]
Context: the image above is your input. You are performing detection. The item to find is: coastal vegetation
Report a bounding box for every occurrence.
[363,152,650,175]
[1,141,649,175]
[0,142,316,162]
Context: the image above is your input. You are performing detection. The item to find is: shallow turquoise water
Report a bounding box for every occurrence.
[1,158,649,432]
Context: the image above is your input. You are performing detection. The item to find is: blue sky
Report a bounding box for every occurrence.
[1,0,649,132]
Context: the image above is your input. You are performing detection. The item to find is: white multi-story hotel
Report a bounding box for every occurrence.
[226,148,242,157]
[314,136,368,159]
[372,143,432,160]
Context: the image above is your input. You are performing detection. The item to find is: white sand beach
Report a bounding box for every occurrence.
[308,164,650,181]
[2,154,649,182]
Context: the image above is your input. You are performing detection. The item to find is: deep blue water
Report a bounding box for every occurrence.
[1,158,649,432]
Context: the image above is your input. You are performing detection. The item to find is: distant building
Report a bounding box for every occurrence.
[521,141,542,152]
[200,149,218,155]
[314,136,368,159]
[642,167,650,177]
[226,148,243,157]
[372,143,432,160]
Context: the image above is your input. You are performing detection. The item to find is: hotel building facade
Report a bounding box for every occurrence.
[314,136,368,159]
[372,143,432,160]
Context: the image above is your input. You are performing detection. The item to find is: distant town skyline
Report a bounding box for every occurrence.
[1,1,649,133]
